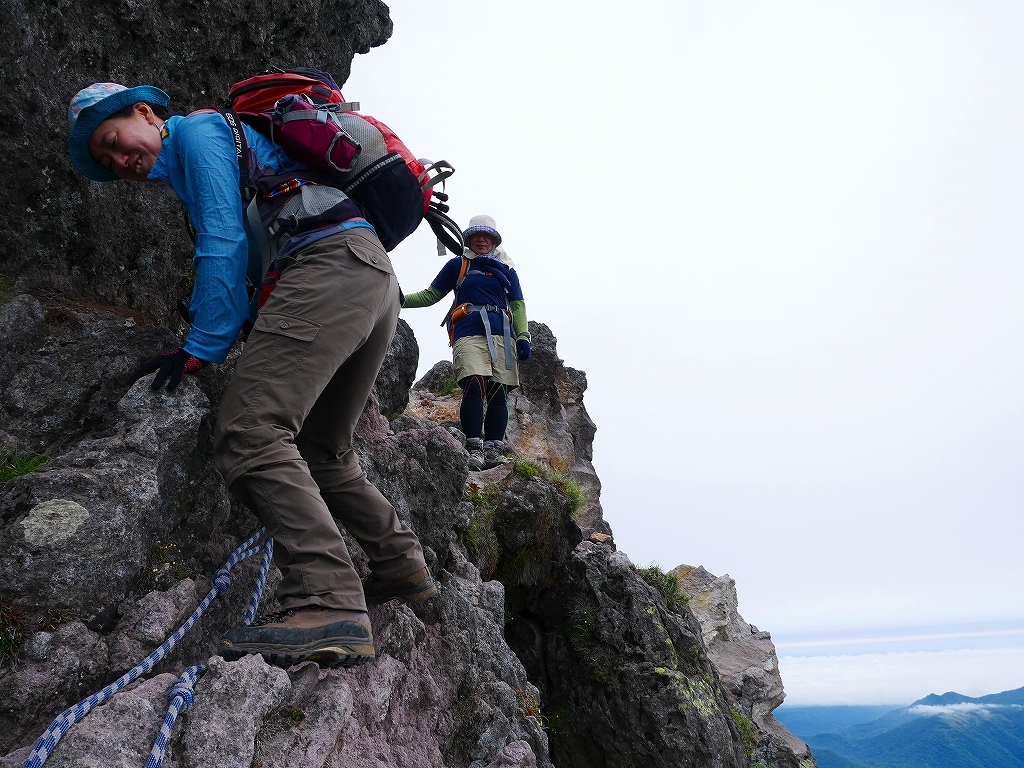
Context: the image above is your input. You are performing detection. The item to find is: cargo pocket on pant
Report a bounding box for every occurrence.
[252,313,321,342]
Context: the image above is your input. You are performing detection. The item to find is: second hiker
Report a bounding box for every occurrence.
[403,215,531,470]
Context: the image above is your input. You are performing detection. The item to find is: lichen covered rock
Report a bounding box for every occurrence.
[506,544,749,768]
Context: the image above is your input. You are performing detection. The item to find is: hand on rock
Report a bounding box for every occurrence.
[516,339,532,361]
[130,348,207,391]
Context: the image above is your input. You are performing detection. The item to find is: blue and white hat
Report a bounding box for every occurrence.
[462,214,502,246]
[67,82,170,182]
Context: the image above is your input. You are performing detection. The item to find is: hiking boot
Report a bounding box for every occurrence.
[362,566,437,606]
[482,440,508,469]
[466,437,485,471]
[218,607,374,668]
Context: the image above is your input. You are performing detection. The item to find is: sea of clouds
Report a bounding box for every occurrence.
[778,646,1024,705]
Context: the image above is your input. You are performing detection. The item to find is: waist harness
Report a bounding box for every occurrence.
[453,303,514,371]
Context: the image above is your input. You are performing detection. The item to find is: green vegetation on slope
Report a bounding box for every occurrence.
[636,564,690,612]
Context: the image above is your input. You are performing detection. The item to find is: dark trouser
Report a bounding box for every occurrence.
[213,228,425,612]
[458,375,510,441]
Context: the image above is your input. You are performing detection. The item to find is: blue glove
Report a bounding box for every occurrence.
[516,339,532,361]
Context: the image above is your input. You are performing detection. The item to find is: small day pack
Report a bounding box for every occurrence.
[225,68,463,254]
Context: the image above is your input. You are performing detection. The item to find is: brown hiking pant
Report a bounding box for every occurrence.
[212,228,425,612]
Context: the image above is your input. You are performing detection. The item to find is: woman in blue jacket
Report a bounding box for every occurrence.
[67,81,434,668]
[403,215,531,470]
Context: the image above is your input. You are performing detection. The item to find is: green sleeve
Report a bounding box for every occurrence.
[510,299,530,339]
[403,286,444,309]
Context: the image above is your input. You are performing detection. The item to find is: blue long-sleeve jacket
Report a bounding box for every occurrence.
[147,112,371,364]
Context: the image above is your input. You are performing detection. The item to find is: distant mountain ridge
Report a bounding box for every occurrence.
[913,687,1024,707]
[775,705,904,740]
[784,685,1024,768]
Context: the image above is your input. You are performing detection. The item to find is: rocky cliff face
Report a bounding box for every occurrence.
[0,294,810,767]
[0,296,551,768]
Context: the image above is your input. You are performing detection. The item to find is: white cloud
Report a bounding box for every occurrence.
[779,647,1024,705]
[908,703,1001,722]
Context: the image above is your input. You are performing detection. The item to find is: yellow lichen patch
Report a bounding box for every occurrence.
[655,666,721,722]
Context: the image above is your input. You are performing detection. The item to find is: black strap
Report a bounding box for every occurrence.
[216,108,253,199]
[425,206,464,256]
[217,108,276,289]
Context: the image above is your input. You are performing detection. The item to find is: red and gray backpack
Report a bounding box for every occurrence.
[220,67,463,255]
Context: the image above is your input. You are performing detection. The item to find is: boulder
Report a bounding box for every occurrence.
[181,654,293,768]
[0,377,210,625]
[414,359,457,394]
[0,301,179,453]
[463,468,583,617]
[0,295,47,383]
[21,673,180,768]
[372,318,419,419]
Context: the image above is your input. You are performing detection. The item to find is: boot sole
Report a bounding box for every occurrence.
[366,581,438,606]
[219,637,375,668]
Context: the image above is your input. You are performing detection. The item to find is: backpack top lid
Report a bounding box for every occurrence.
[228,68,345,113]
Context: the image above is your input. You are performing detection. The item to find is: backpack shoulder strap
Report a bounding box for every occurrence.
[216,108,276,286]
[455,256,470,294]
[440,257,472,332]
[215,108,253,199]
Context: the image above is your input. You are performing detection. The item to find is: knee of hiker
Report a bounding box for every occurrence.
[213,422,300,486]
[459,375,487,400]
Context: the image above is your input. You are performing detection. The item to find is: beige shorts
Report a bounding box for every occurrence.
[452,334,520,387]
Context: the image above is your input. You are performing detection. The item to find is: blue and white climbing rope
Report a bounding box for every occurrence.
[143,664,205,768]
[23,530,274,768]
[245,537,274,626]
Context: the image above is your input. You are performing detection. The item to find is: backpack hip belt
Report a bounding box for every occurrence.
[462,303,515,371]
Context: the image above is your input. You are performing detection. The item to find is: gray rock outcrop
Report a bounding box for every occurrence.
[507,545,749,768]
[408,321,609,537]
[673,565,817,768]
[372,318,419,419]
[0,299,553,767]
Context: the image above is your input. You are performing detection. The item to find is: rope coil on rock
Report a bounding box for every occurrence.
[23,530,274,768]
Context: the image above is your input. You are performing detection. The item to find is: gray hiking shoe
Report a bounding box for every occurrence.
[466,437,485,471]
[483,440,508,469]
[362,566,437,605]
[218,607,374,668]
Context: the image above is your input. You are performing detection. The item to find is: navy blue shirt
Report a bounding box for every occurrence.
[430,256,524,341]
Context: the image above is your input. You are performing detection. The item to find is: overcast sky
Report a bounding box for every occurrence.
[345,0,1024,704]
